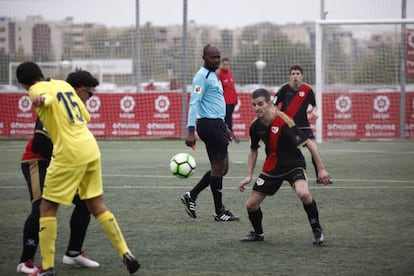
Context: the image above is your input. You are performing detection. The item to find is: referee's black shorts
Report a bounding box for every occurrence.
[196,118,228,161]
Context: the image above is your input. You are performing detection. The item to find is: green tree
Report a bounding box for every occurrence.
[351,44,400,85]
[220,29,233,58]
[233,23,315,86]
[0,51,10,83]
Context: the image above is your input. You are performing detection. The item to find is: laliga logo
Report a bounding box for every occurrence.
[335,96,352,113]
[18,96,32,112]
[373,95,390,113]
[86,95,101,112]
[155,95,170,113]
[120,96,136,112]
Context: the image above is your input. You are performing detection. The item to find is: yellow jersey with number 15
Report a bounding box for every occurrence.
[28,79,100,166]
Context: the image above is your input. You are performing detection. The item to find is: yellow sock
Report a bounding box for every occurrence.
[39,217,57,270]
[97,210,130,258]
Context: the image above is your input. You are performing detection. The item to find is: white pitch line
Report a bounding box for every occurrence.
[0,185,413,190]
[317,149,414,155]
[100,174,414,184]
[102,185,414,189]
[1,146,414,154]
[0,171,413,184]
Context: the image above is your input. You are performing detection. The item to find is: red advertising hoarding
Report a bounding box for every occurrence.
[407,29,414,78]
[0,91,413,140]
[85,93,183,138]
[322,93,401,139]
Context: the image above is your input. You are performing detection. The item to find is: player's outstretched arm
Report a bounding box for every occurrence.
[239,148,258,192]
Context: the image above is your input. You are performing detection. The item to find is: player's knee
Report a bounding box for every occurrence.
[86,197,108,217]
[298,191,312,204]
[39,199,58,217]
[89,207,107,218]
[246,200,259,211]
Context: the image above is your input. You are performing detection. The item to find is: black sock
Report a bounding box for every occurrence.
[303,199,321,231]
[20,200,40,262]
[66,196,91,256]
[210,175,223,213]
[190,171,211,200]
[248,208,264,235]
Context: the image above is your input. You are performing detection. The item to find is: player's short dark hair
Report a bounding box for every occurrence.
[252,88,271,102]
[290,65,303,74]
[16,61,44,85]
[66,70,99,88]
[221,57,230,62]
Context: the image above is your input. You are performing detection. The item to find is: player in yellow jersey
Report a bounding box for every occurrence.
[17,70,100,274]
[16,61,140,276]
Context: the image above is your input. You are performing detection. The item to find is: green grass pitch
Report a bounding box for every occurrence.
[0,139,413,275]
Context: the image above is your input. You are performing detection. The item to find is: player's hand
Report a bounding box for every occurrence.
[317,169,331,185]
[32,95,46,107]
[239,176,252,192]
[310,110,319,119]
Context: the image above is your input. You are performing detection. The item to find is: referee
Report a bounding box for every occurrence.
[181,44,239,221]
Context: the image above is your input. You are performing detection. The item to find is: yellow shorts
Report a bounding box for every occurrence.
[43,158,103,205]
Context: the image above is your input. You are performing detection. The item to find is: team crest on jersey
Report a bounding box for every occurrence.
[271,126,279,134]
[299,91,305,97]
[194,86,202,94]
[256,177,265,186]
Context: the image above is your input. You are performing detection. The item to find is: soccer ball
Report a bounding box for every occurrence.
[169,153,196,178]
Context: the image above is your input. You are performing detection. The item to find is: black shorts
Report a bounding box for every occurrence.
[21,159,89,210]
[21,159,49,203]
[196,118,228,160]
[252,168,307,195]
[299,127,315,140]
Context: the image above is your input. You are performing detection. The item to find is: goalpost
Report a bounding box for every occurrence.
[315,18,414,143]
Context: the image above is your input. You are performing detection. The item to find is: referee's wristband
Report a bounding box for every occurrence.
[188,126,195,133]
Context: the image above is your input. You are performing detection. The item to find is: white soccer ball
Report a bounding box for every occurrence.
[169,153,196,178]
